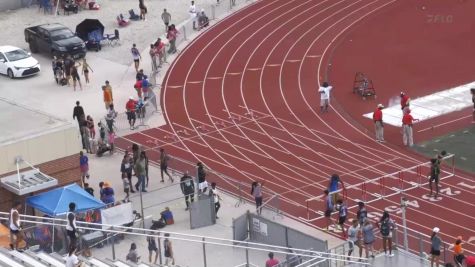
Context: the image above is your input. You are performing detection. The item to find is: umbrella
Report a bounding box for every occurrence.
[75,19,105,42]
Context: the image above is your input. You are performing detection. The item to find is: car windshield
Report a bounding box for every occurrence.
[5,49,30,61]
[51,29,75,41]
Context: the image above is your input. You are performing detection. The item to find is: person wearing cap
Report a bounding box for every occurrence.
[453,236,464,266]
[431,227,442,267]
[318,82,333,113]
[400,92,410,112]
[465,255,475,267]
[402,109,419,146]
[103,81,113,110]
[126,96,138,130]
[372,104,385,142]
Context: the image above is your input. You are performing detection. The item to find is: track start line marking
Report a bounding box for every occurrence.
[362,81,475,127]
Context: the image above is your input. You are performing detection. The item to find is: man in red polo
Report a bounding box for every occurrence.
[372,104,384,142]
[402,109,418,146]
[400,92,410,113]
[126,96,138,130]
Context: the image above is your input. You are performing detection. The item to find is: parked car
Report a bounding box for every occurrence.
[0,46,41,79]
[24,23,87,59]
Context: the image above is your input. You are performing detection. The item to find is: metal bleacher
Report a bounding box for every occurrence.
[0,248,160,267]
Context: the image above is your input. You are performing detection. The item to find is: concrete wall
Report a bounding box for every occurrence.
[0,0,23,11]
[0,126,81,174]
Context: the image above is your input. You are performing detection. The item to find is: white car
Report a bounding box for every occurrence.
[0,45,41,79]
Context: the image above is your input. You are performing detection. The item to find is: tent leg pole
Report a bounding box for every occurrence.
[52,221,55,253]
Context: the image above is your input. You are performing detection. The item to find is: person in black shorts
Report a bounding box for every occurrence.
[336,198,347,236]
[147,224,158,264]
[429,158,440,198]
[70,63,82,91]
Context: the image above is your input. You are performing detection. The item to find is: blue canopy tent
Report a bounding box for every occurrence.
[26,183,105,251]
[27,183,105,216]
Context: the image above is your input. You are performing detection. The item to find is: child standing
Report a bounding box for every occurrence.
[122,172,130,202]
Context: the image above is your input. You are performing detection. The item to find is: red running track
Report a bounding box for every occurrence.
[117,0,475,255]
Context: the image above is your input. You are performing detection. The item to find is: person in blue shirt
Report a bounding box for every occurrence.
[323,190,334,231]
[328,174,344,205]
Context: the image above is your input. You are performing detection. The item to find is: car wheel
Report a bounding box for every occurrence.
[7,69,14,79]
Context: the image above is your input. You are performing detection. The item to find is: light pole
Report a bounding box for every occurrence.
[400,197,409,251]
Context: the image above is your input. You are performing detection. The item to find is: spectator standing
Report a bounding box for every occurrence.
[102,182,115,204]
[126,97,138,130]
[160,148,173,182]
[65,246,83,267]
[9,201,24,251]
[167,25,178,54]
[84,183,94,196]
[161,9,172,31]
[154,38,165,67]
[81,58,93,84]
[79,151,89,184]
[453,236,464,266]
[134,77,143,98]
[102,85,113,110]
[126,243,140,263]
[147,228,158,264]
[431,227,442,267]
[121,151,135,193]
[143,150,150,187]
[149,44,157,72]
[105,104,118,132]
[134,151,147,192]
[122,170,131,202]
[197,162,208,194]
[132,143,141,164]
[378,211,395,257]
[189,1,197,29]
[70,63,82,91]
[429,158,441,198]
[142,75,150,99]
[318,82,333,113]
[209,182,222,219]
[323,189,334,231]
[138,0,147,20]
[86,115,95,139]
[163,233,175,265]
[347,219,363,260]
[66,202,78,249]
[328,174,343,205]
[356,201,368,226]
[373,104,385,142]
[400,92,410,113]
[108,130,116,153]
[265,252,279,267]
[402,109,419,146]
[72,101,85,131]
[80,119,91,153]
[99,181,105,202]
[63,55,73,85]
[251,181,263,215]
[98,122,106,143]
[180,171,195,210]
[131,44,141,73]
[362,219,375,259]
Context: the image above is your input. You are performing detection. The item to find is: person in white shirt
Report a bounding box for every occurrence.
[66,202,78,249]
[189,1,197,29]
[9,201,24,251]
[318,82,333,113]
[66,246,83,267]
[347,219,363,260]
[209,182,222,219]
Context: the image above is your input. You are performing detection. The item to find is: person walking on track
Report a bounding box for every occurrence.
[318,82,333,113]
[430,227,442,267]
[402,109,418,146]
[336,198,348,237]
[373,104,385,142]
[160,148,173,183]
[429,158,441,198]
[251,181,264,215]
[378,211,395,257]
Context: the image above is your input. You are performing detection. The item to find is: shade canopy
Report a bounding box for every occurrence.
[26,183,105,216]
[76,19,105,41]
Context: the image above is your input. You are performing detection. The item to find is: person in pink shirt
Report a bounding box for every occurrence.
[265,252,280,267]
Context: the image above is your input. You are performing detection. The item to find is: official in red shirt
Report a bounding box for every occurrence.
[400,92,410,111]
[401,110,418,146]
[372,104,384,142]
